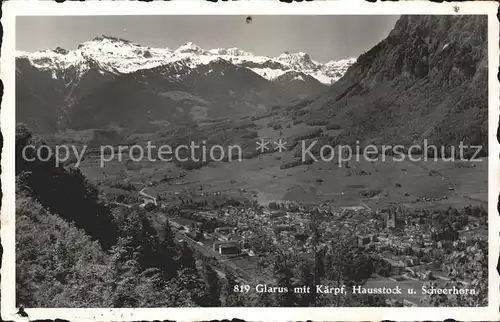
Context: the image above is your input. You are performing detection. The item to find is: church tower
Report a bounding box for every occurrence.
[386,207,396,229]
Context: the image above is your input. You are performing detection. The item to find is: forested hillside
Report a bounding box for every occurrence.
[16,124,211,307]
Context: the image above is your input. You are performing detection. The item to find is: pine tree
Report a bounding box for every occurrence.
[176,267,210,306]
[157,220,179,279]
[176,242,197,271]
[224,271,240,306]
[104,237,142,307]
[202,262,222,306]
[296,261,315,307]
[273,251,296,307]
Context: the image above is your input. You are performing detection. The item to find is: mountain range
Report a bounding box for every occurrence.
[16,15,487,154]
[16,37,355,132]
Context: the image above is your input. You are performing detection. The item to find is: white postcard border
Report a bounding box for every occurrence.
[1,1,499,321]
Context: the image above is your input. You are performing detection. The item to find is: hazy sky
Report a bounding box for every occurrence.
[16,15,400,62]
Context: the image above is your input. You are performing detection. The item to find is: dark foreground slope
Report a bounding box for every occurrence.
[305,15,488,152]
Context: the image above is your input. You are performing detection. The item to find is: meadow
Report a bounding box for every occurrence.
[62,114,486,211]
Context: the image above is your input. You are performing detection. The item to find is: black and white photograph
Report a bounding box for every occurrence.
[1,1,498,321]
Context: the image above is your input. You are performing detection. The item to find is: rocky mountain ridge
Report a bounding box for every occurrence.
[16,36,355,133]
[302,15,487,152]
[17,36,356,85]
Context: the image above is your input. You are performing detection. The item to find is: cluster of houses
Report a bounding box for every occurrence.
[211,227,243,255]
[170,214,255,257]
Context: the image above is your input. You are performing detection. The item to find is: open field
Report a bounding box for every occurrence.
[61,111,486,211]
[77,136,487,211]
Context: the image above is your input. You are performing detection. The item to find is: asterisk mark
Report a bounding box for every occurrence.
[256,138,270,153]
[274,138,288,152]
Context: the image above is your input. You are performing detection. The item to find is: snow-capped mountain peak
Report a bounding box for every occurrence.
[77,35,142,55]
[52,47,69,55]
[276,51,318,71]
[324,57,357,68]
[175,42,205,54]
[321,57,357,83]
[209,47,253,56]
